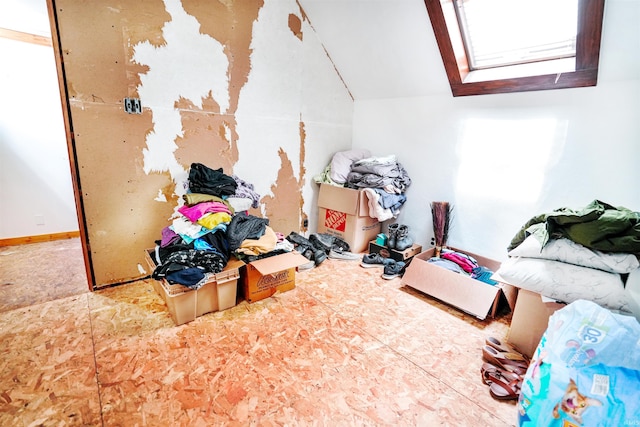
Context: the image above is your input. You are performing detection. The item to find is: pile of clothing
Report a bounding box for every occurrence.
[151,163,277,288]
[426,248,498,285]
[314,150,411,221]
[496,200,640,316]
[150,162,359,288]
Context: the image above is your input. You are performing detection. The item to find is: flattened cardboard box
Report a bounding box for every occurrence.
[368,241,422,262]
[242,251,310,303]
[507,289,565,358]
[316,183,381,253]
[401,247,517,320]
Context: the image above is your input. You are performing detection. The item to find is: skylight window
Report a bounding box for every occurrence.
[456,0,578,70]
[423,0,605,96]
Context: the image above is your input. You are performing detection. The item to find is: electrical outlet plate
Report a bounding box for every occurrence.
[123,97,142,114]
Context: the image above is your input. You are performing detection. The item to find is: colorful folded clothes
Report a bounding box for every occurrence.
[441,249,479,273]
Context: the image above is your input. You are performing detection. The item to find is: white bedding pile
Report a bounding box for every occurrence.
[496,235,640,315]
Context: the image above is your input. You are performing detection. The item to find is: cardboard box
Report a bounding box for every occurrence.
[368,241,422,262]
[242,251,310,303]
[507,289,565,358]
[145,249,244,325]
[401,247,517,320]
[316,183,381,253]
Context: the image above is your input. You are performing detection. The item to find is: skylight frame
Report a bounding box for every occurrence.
[423,0,605,97]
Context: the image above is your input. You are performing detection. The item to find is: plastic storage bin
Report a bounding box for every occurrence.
[145,249,243,325]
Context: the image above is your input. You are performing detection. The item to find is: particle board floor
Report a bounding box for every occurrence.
[0,238,518,426]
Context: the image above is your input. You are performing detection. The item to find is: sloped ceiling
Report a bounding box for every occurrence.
[299,0,450,99]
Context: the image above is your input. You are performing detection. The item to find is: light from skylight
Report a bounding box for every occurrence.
[457,0,579,70]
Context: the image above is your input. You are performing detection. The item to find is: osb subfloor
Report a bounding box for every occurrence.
[0,238,517,426]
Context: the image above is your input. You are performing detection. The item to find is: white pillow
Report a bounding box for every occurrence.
[508,235,640,274]
[330,149,371,184]
[497,257,634,314]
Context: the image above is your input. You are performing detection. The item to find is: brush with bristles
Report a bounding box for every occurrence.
[431,201,451,257]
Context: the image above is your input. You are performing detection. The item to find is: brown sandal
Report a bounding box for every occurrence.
[488,375,522,401]
[482,345,529,375]
[482,364,521,386]
[485,336,528,360]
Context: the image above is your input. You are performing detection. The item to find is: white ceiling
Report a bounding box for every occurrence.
[299,0,449,99]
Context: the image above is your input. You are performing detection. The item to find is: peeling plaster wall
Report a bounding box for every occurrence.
[52,0,352,287]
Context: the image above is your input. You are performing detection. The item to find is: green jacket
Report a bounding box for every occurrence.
[508,200,640,254]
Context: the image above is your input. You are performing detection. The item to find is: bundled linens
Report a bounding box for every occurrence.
[497,257,638,315]
[330,149,371,184]
[500,201,640,318]
[508,235,639,274]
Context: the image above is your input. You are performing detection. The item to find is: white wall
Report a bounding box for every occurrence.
[0,0,78,239]
[352,0,640,261]
[232,1,353,233]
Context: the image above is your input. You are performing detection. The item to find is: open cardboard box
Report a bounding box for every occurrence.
[316,183,381,253]
[507,288,566,358]
[242,251,310,303]
[401,247,517,320]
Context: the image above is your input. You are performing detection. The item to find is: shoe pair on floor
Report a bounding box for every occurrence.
[387,223,414,251]
[360,253,408,279]
[287,232,355,267]
[298,248,361,269]
[480,336,530,401]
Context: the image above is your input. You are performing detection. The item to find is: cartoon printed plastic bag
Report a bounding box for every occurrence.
[517,299,640,426]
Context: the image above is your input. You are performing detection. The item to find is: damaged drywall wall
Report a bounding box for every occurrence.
[52,0,352,287]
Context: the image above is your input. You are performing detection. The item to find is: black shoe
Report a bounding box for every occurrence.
[286,231,311,247]
[287,232,326,266]
[387,223,399,250]
[295,244,315,262]
[381,260,406,280]
[312,247,327,265]
[330,235,350,253]
[309,233,333,253]
[394,225,414,251]
[360,253,395,268]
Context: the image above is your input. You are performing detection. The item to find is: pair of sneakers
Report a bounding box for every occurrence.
[360,253,407,280]
[310,233,360,261]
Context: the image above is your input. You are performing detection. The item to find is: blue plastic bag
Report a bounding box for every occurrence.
[518,299,640,426]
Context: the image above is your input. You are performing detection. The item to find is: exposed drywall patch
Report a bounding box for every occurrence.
[70,105,176,285]
[175,115,239,175]
[132,0,231,198]
[261,148,302,235]
[288,13,302,41]
[172,94,239,173]
[299,121,308,231]
[120,3,169,48]
[121,2,170,96]
[174,93,221,113]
